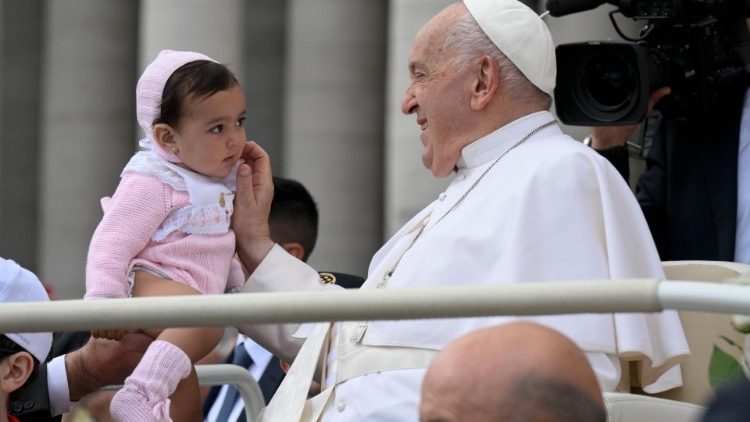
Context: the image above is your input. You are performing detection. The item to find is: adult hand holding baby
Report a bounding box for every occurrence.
[233,141,275,274]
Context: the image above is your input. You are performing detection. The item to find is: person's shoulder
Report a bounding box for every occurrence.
[115,170,187,207]
[118,171,169,192]
[317,272,365,289]
[703,377,750,421]
[520,132,604,172]
[532,131,596,155]
[512,133,628,197]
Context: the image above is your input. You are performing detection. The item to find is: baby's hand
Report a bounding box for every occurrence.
[91,329,128,341]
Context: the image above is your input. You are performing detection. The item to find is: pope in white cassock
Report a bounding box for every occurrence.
[232,0,690,420]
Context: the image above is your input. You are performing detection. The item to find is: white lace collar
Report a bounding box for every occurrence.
[122,144,239,241]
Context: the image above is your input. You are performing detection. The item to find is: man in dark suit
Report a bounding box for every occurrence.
[202,177,364,421]
[587,85,749,263]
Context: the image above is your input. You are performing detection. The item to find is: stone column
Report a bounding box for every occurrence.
[0,1,43,272]
[38,1,138,299]
[140,0,286,170]
[243,0,288,172]
[139,0,246,81]
[384,0,454,236]
[283,0,387,276]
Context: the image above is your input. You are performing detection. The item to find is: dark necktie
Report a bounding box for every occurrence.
[216,344,253,422]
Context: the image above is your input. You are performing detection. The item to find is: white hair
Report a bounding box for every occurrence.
[442,10,551,108]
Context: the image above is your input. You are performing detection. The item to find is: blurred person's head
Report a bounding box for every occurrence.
[269,177,319,262]
[0,258,52,418]
[420,321,605,422]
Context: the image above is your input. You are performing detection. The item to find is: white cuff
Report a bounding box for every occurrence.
[244,244,323,293]
[47,354,72,416]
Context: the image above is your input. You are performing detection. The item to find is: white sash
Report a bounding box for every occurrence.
[260,321,438,422]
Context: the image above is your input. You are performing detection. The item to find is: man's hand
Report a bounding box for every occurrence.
[589,87,671,149]
[66,332,151,401]
[233,141,275,274]
[91,329,128,341]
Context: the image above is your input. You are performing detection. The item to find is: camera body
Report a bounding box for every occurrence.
[551,0,750,125]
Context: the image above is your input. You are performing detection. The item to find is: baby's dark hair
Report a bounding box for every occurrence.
[153,60,239,128]
[0,334,41,406]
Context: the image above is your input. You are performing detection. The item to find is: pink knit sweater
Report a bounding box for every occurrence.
[85,172,245,298]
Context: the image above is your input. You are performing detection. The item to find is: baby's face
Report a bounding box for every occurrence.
[171,83,247,178]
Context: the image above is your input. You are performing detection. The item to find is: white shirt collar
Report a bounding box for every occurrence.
[456,110,559,170]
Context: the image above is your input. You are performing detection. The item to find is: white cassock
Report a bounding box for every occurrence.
[240,110,690,421]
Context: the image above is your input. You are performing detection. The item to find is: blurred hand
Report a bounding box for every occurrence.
[233,141,275,274]
[66,332,152,401]
[590,87,671,149]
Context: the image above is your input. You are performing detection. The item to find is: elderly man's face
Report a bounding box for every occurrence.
[401,14,474,178]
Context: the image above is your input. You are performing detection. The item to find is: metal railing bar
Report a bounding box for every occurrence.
[0,279,663,333]
[1,280,750,334]
[0,279,747,422]
[658,281,750,314]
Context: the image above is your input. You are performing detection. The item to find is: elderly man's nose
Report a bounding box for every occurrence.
[401,89,417,115]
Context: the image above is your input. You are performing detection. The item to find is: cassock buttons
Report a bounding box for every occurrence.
[438,192,447,201]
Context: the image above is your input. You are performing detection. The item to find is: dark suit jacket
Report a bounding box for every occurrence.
[603,92,742,261]
[12,331,90,422]
[201,348,285,421]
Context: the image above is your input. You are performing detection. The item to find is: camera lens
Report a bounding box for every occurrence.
[571,50,639,122]
[582,54,632,109]
[555,42,650,125]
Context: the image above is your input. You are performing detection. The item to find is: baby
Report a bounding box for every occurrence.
[85,50,248,421]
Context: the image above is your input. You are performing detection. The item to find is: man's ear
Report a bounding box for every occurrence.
[280,241,306,261]
[153,123,177,153]
[470,55,500,111]
[0,352,34,394]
